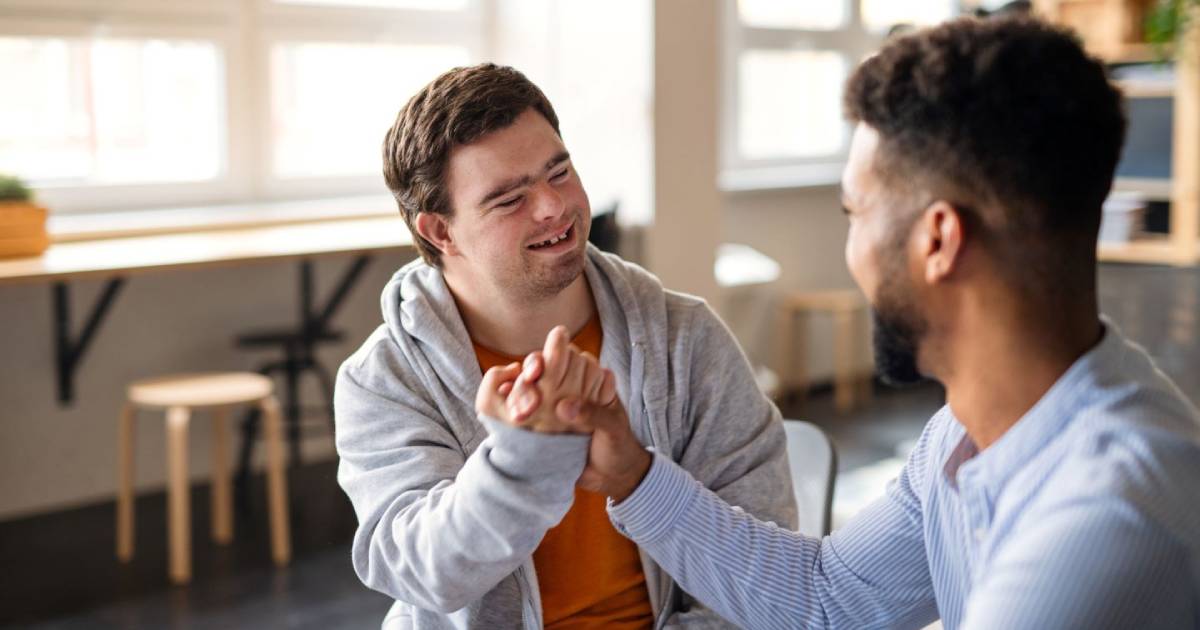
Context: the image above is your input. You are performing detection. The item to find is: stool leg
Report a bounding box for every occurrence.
[260,396,292,566]
[166,406,192,584]
[834,308,855,414]
[211,407,234,545]
[116,402,136,562]
[777,308,812,406]
[794,311,811,405]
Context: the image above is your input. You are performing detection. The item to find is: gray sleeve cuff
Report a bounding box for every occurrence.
[608,452,701,544]
[477,415,591,479]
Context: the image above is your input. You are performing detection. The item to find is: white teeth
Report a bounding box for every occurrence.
[532,226,570,248]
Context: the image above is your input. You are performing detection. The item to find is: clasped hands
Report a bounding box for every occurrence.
[475,326,651,502]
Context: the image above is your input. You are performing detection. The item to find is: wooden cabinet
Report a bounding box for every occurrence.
[1037,1,1199,265]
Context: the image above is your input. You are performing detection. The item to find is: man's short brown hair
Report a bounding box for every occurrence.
[382,63,561,267]
[843,16,1126,294]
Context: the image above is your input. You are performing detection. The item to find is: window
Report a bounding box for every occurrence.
[269,42,468,179]
[722,0,958,191]
[0,36,224,185]
[0,0,484,212]
[0,0,651,225]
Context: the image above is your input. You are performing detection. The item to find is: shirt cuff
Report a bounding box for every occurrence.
[607,452,700,544]
[477,415,591,479]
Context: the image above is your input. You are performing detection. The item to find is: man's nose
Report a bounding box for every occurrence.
[530,182,566,222]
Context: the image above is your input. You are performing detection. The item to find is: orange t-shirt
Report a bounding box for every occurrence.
[473,317,654,629]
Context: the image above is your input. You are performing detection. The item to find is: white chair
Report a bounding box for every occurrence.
[782,419,837,536]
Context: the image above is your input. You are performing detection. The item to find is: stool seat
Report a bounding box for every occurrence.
[128,372,273,409]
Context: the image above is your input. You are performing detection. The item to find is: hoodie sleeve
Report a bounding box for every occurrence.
[334,346,589,613]
[664,302,800,626]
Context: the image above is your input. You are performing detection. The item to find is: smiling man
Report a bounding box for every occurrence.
[333,63,795,629]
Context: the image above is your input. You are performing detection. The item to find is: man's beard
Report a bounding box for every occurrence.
[870,285,927,387]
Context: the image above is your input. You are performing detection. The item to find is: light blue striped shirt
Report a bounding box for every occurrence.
[610,322,1200,629]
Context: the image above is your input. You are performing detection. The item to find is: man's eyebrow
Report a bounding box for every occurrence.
[545,151,570,170]
[477,151,572,208]
[479,174,533,208]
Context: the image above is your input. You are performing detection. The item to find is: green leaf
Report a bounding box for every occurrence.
[0,174,32,202]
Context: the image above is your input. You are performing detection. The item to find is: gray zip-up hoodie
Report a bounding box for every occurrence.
[335,244,798,629]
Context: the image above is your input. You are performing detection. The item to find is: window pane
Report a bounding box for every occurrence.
[861,0,956,33]
[738,50,846,160]
[0,37,223,185]
[274,0,467,10]
[738,0,847,30]
[270,42,468,178]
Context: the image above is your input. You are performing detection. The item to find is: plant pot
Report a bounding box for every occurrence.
[0,201,50,258]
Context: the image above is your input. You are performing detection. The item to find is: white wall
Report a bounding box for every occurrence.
[0,252,414,520]
[646,0,722,303]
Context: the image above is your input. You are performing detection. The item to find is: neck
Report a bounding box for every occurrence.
[936,287,1102,451]
[445,272,595,357]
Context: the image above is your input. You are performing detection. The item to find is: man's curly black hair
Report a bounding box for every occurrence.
[844,16,1127,288]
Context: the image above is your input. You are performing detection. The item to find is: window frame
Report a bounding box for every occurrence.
[721,0,959,191]
[0,0,487,213]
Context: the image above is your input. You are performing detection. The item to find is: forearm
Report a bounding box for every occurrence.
[611,454,941,630]
[345,417,589,611]
[609,454,828,630]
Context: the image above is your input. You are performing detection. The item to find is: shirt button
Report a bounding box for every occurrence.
[974,528,986,542]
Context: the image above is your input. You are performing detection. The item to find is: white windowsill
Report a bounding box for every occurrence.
[48,195,397,243]
[720,162,845,193]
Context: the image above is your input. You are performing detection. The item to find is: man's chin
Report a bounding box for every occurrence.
[521,254,585,300]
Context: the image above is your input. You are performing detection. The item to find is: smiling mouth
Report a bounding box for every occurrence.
[528,224,574,250]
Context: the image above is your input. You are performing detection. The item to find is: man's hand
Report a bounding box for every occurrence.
[475,325,615,433]
[557,395,652,503]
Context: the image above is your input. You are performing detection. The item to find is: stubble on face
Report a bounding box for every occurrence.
[868,208,930,387]
[507,211,590,301]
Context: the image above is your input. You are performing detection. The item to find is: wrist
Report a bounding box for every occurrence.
[610,449,652,504]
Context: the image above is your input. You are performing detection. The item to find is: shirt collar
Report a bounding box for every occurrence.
[951,316,1125,496]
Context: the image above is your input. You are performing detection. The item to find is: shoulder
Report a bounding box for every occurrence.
[1032,404,1200,542]
[338,324,425,403]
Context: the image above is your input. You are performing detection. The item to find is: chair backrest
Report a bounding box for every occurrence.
[782,419,837,536]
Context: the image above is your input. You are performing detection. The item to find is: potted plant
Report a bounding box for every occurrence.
[0,173,50,258]
[1146,0,1200,56]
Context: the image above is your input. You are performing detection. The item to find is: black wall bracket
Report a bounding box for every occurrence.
[54,278,125,405]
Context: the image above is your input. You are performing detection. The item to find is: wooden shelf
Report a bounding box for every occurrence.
[1113,177,1173,201]
[1038,1,1200,266]
[1098,237,1198,265]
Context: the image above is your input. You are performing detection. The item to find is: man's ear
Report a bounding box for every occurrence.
[915,200,964,284]
[413,212,459,257]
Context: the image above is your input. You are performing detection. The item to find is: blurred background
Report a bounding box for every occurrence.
[0,0,1196,627]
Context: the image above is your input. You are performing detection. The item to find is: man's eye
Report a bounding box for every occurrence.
[498,196,522,209]
[552,168,569,182]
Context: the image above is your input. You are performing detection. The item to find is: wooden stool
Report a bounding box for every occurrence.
[777,289,871,414]
[116,372,292,584]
